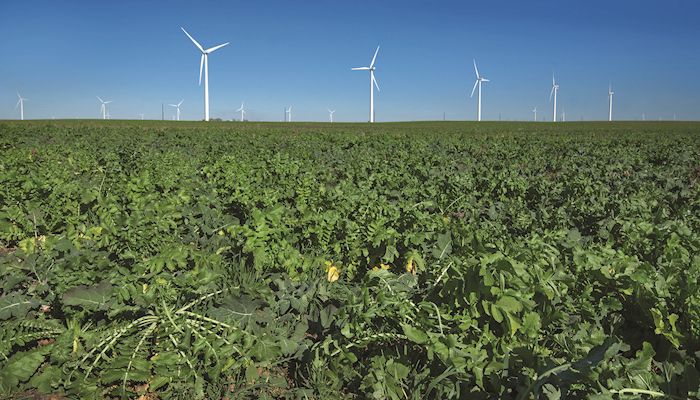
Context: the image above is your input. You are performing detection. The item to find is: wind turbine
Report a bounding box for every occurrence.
[97,96,112,120]
[550,76,559,122]
[470,59,489,121]
[328,109,336,123]
[532,107,537,122]
[169,100,183,121]
[352,45,380,123]
[608,85,614,122]
[181,27,229,122]
[236,102,246,121]
[16,93,28,120]
[285,106,292,122]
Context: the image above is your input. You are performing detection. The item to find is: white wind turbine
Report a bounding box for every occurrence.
[532,107,537,122]
[550,76,559,122]
[285,106,292,122]
[169,100,183,121]
[328,109,336,123]
[608,85,614,122]
[97,96,112,120]
[352,46,380,123]
[16,93,28,120]
[470,59,489,121]
[236,102,246,121]
[181,27,229,122]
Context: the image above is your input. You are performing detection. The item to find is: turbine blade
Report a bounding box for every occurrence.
[205,42,229,53]
[370,45,380,68]
[15,99,20,109]
[470,80,478,98]
[549,86,555,101]
[178,100,183,106]
[199,54,204,85]
[181,27,204,53]
[352,67,370,70]
[373,74,380,92]
[482,78,490,82]
[105,101,112,104]
[473,59,479,78]
[97,96,104,103]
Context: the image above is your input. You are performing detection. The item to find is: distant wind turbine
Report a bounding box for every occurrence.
[608,85,614,122]
[181,27,229,122]
[16,93,28,120]
[328,109,335,123]
[138,113,144,120]
[352,45,381,123]
[236,102,246,121]
[97,96,112,120]
[285,106,292,122]
[169,100,183,121]
[532,107,537,122]
[470,59,489,121]
[550,75,559,122]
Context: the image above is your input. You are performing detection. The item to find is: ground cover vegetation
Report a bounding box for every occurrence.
[0,120,699,399]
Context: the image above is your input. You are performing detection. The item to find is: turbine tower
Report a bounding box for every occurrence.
[532,107,537,122]
[608,85,614,122]
[470,60,489,121]
[236,102,247,121]
[550,76,559,122]
[169,100,183,121]
[352,45,380,123]
[285,106,292,122]
[181,27,229,122]
[328,109,336,123]
[16,93,28,120]
[97,97,112,120]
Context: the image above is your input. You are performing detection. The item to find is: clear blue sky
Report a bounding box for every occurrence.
[1,0,699,121]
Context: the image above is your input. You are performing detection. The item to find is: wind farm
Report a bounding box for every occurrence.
[1,2,699,399]
[2,28,687,123]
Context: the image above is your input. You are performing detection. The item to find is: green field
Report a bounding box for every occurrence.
[1,120,699,399]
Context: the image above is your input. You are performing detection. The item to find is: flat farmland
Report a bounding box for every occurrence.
[1,121,699,399]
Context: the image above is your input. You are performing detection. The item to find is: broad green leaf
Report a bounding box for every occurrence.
[401,323,428,344]
[62,281,114,311]
[0,293,37,320]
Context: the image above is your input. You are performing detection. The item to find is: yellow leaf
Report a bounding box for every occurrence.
[406,257,417,275]
[327,266,340,282]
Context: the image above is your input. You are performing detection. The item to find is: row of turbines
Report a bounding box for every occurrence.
[181,26,617,123]
[11,27,623,123]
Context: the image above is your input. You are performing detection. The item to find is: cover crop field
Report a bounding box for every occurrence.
[1,120,699,399]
